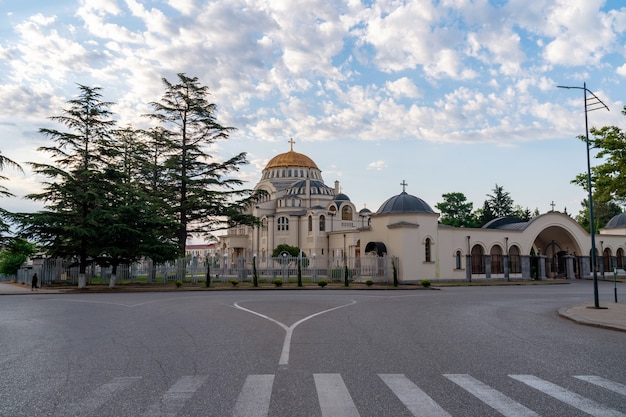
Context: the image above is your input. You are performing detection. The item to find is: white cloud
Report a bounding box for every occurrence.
[384,77,421,99]
[617,63,626,77]
[368,160,386,170]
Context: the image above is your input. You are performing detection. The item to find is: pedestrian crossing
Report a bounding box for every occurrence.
[30,372,626,416]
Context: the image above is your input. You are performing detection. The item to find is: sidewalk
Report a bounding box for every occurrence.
[0,281,64,294]
[558,301,626,332]
[2,281,625,332]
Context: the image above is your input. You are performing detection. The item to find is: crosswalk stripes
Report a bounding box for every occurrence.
[510,374,626,417]
[232,374,275,417]
[379,374,452,417]
[142,375,208,417]
[314,373,360,417]
[61,376,142,416]
[444,374,540,417]
[574,375,626,396]
[51,372,626,417]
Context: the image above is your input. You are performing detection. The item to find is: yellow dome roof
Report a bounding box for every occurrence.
[265,141,319,169]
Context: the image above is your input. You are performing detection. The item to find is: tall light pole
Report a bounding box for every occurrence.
[558,82,609,309]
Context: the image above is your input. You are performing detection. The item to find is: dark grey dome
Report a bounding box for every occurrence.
[376,191,435,215]
[334,193,350,201]
[483,216,526,230]
[605,213,626,228]
[359,207,372,215]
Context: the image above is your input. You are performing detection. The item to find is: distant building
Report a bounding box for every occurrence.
[219,141,626,282]
[185,243,218,265]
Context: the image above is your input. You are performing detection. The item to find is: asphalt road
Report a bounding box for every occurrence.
[1,280,624,417]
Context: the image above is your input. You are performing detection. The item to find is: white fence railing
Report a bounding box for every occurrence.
[16,255,396,286]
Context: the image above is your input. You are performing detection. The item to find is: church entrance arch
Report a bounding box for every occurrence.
[532,226,581,279]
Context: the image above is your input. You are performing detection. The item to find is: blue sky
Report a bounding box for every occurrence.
[1,0,626,223]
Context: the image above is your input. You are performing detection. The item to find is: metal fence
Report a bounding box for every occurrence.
[16,255,395,286]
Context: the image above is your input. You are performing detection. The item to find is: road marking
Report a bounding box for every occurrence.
[64,376,141,416]
[233,300,357,365]
[574,375,626,396]
[142,375,207,417]
[444,374,540,417]
[510,375,626,417]
[314,373,360,417]
[379,374,452,417]
[232,374,275,417]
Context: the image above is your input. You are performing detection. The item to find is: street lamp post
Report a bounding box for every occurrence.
[558,82,609,309]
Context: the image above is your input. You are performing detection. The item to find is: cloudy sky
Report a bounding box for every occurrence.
[1,0,625,222]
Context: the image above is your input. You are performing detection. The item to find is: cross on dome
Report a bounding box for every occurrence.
[400,180,408,192]
[289,138,295,151]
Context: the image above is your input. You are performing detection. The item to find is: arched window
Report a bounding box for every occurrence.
[509,245,521,273]
[617,248,624,268]
[319,215,326,231]
[471,245,485,274]
[308,215,313,232]
[341,206,352,220]
[424,238,432,262]
[455,250,462,269]
[603,248,612,272]
[277,217,289,231]
[491,245,503,274]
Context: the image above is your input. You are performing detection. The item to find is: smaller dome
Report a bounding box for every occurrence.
[376,191,435,215]
[334,193,350,201]
[359,207,372,215]
[605,213,626,229]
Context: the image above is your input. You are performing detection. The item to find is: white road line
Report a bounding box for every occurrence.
[142,375,208,417]
[574,375,626,396]
[444,374,540,417]
[64,376,141,416]
[234,300,356,365]
[232,374,275,417]
[314,373,360,417]
[510,375,626,417]
[379,374,452,417]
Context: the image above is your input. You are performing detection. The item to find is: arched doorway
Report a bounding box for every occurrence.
[471,245,485,274]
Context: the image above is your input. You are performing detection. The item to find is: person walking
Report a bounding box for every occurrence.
[31,273,38,291]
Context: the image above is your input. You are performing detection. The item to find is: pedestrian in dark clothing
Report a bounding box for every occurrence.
[31,273,38,291]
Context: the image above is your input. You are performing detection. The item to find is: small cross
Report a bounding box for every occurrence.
[550,201,555,212]
[288,138,295,151]
[400,180,408,192]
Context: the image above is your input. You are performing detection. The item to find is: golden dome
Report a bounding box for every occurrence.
[265,140,319,169]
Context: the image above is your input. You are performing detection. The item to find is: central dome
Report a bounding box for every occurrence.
[265,149,319,170]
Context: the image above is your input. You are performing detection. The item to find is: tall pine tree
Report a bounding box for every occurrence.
[20,85,117,288]
[146,73,261,254]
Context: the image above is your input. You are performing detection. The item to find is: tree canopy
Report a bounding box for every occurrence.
[572,106,626,207]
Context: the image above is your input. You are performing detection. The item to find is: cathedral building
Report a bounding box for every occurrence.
[219,142,626,282]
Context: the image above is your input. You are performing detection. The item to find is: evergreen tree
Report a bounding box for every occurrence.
[146,73,261,255]
[0,237,36,276]
[95,127,178,287]
[19,85,117,288]
[575,198,622,233]
[486,184,514,218]
[0,150,23,237]
[435,192,474,227]
[572,106,626,206]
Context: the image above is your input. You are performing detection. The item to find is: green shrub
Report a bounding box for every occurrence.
[273,279,283,287]
[317,280,328,287]
[229,279,239,287]
[365,279,374,287]
[174,280,183,288]
[421,279,431,288]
